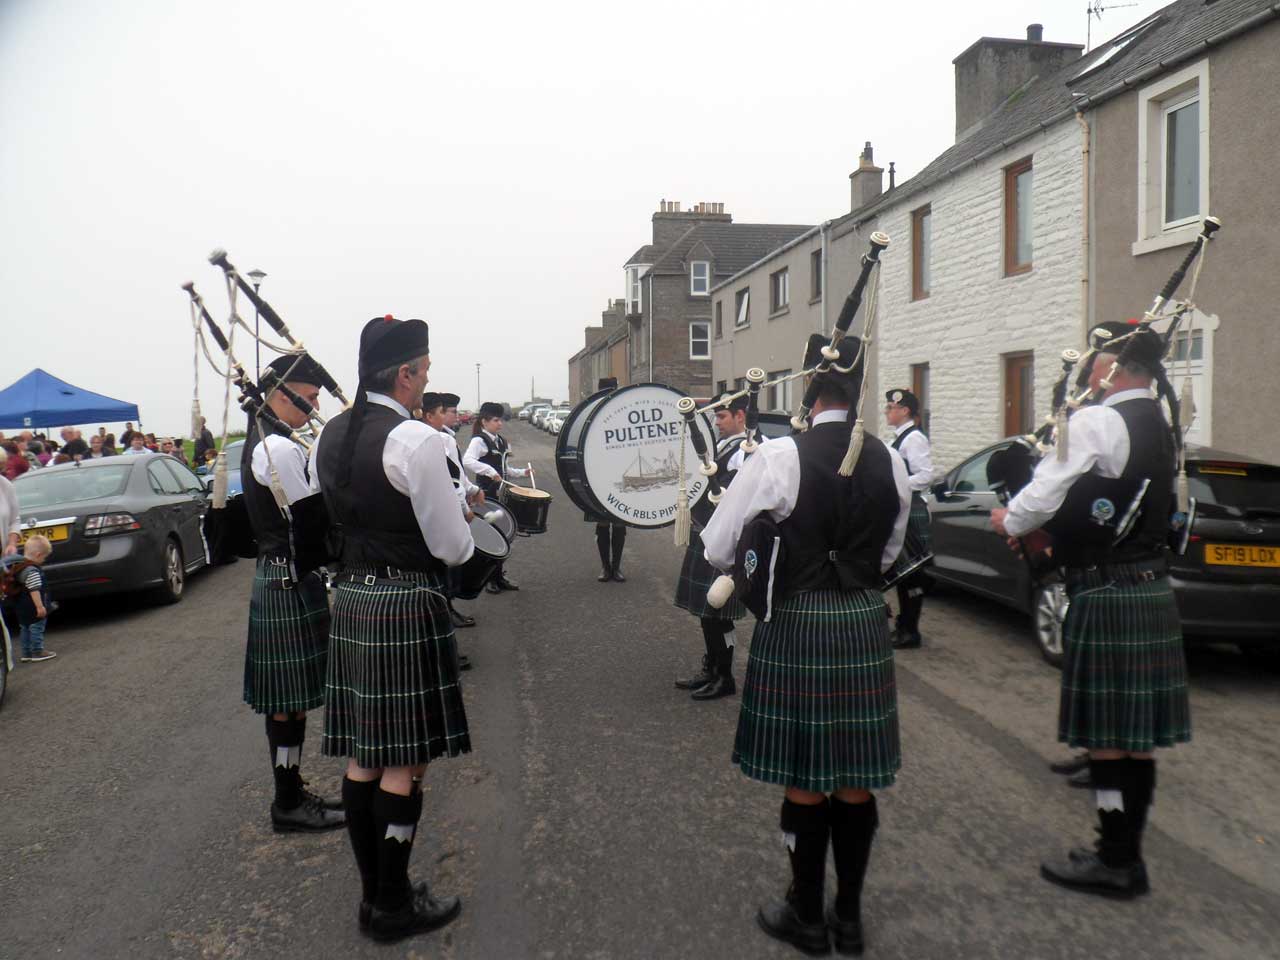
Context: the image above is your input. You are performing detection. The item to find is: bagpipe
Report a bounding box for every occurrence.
[182,250,348,513]
[988,215,1223,562]
[674,232,893,614]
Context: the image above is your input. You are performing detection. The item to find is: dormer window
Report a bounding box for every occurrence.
[690,261,710,296]
[625,265,647,314]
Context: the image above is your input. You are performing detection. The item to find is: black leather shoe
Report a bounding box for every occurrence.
[271,795,346,833]
[610,568,626,583]
[598,567,612,582]
[496,576,519,591]
[1067,768,1094,789]
[299,783,343,811]
[691,673,736,700]
[756,900,831,955]
[675,657,715,690]
[360,882,427,931]
[891,629,922,650]
[485,580,502,594]
[1050,752,1090,775]
[457,653,472,671]
[368,889,462,942]
[825,905,864,956]
[449,607,476,629]
[1040,852,1149,899]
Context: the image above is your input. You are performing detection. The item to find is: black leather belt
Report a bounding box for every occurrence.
[339,566,434,586]
[1065,556,1169,589]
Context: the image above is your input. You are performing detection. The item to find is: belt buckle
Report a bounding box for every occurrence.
[364,574,377,586]
[1139,569,1156,582]
[386,566,402,580]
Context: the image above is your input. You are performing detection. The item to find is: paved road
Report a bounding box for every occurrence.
[2,422,1278,960]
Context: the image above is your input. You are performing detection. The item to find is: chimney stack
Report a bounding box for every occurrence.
[849,141,884,213]
[651,198,733,246]
[952,25,1082,141]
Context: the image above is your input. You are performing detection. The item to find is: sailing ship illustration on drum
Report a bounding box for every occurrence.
[616,450,687,492]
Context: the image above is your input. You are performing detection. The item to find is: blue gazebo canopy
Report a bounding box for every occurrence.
[0,368,140,430]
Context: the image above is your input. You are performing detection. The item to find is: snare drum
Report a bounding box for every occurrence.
[454,515,512,599]
[501,485,552,535]
[473,499,516,543]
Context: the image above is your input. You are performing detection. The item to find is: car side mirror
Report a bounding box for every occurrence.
[932,481,950,501]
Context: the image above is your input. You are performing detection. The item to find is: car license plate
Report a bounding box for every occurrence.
[1204,543,1280,567]
[21,524,70,544]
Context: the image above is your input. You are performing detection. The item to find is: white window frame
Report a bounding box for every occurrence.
[767,370,792,412]
[734,288,750,329]
[770,268,789,313]
[690,260,710,296]
[689,321,711,360]
[1134,59,1209,256]
[1160,92,1200,230]
[626,265,647,314]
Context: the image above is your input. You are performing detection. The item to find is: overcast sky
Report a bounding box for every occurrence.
[0,0,1152,437]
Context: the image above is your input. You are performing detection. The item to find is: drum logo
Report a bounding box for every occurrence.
[744,549,758,577]
[1090,498,1116,525]
[582,389,711,526]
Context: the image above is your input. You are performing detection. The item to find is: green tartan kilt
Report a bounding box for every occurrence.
[733,588,901,792]
[885,496,933,587]
[1058,569,1191,752]
[243,558,330,714]
[322,568,471,769]
[675,531,745,621]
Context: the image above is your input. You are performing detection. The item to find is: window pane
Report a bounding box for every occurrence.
[1166,100,1199,223]
[736,290,750,327]
[1015,168,1033,265]
[919,211,931,294]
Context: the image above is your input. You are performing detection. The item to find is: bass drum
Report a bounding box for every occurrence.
[555,382,716,529]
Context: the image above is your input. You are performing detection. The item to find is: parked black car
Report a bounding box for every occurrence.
[928,440,1280,667]
[12,453,211,604]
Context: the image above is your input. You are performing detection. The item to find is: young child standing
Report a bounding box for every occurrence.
[17,535,55,662]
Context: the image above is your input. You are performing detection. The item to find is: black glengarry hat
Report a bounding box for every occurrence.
[265,352,328,387]
[438,392,460,408]
[358,315,429,378]
[479,401,505,419]
[1089,320,1165,375]
[802,333,864,407]
[885,388,919,415]
[714,391,748,413]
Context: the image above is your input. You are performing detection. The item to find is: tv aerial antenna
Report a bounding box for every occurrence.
[1087,1,1140,51]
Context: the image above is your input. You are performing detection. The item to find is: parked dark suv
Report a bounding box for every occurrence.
[928,441,1280,666]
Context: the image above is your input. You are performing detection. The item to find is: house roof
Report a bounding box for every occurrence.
[856,0,1280,224]
[648,221,812,278]
[625,244,658,266]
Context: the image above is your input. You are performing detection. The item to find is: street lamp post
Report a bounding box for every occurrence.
[475,363,481,411]
[247,268,267,380]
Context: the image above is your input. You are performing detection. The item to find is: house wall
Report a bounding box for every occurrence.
[628,273,716,397]
[875,116,1083,471]
[710,221,883,419]
[1090,20,1280,462]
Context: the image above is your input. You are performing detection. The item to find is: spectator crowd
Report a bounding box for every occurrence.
[0,417,222,481]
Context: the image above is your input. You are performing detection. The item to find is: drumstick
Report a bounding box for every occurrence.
[527,462,536,489]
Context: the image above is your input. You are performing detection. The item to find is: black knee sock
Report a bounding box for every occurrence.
[1123,758,1156,862]
[1090,758,1134,868]
[780,799,829,924]
[896,581,924,633]
[342,777,380,903]
[610,524,626,571]
[701,618,730,670]
[595,524,611,572]
[265,715,305,810]
[829,795,878,922]
[373,786,424,911]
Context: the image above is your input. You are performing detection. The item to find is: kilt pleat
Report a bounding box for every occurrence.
[733,589,900,792]
[1058,571,1191,751]
[675,531,745,621]
[322,569,471,769]
[243,559,330,714]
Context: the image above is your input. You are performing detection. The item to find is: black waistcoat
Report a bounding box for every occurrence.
[475,431,509,491]
[316,403,444,572]
[779,422,900,594]
[891,424,922,473]
[240,423,330,574]
[693,434,746,530]
[1043,397,1174,568]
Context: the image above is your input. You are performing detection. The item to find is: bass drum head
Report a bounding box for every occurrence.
[576,383,716,529]
[555,386,613,518]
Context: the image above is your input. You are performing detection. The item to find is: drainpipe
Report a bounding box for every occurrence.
[820,220,829,334]
[1076,110,1091,340]
[647,273,654,383]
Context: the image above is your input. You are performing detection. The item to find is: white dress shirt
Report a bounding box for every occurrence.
[309,393,474,567]
[463,430,529,483]
[1004,387,1149,538]
[251,434,313,505]
[441,425,480,502]
[893,422,934,492]
[702,409,912,574]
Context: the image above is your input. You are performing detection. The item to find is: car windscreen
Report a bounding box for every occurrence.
[1187,461,1280,515]
[15,464,133,508]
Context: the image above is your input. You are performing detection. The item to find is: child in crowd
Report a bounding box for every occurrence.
[17,535,55,662]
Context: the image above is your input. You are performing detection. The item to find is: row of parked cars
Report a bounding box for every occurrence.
[519,403,572,435]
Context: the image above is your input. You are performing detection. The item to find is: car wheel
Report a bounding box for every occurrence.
[154,538,186,605]
[1032,581,1069,668]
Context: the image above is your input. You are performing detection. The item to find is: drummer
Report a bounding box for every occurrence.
[421,392,481,642]
[463,401,528,593]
